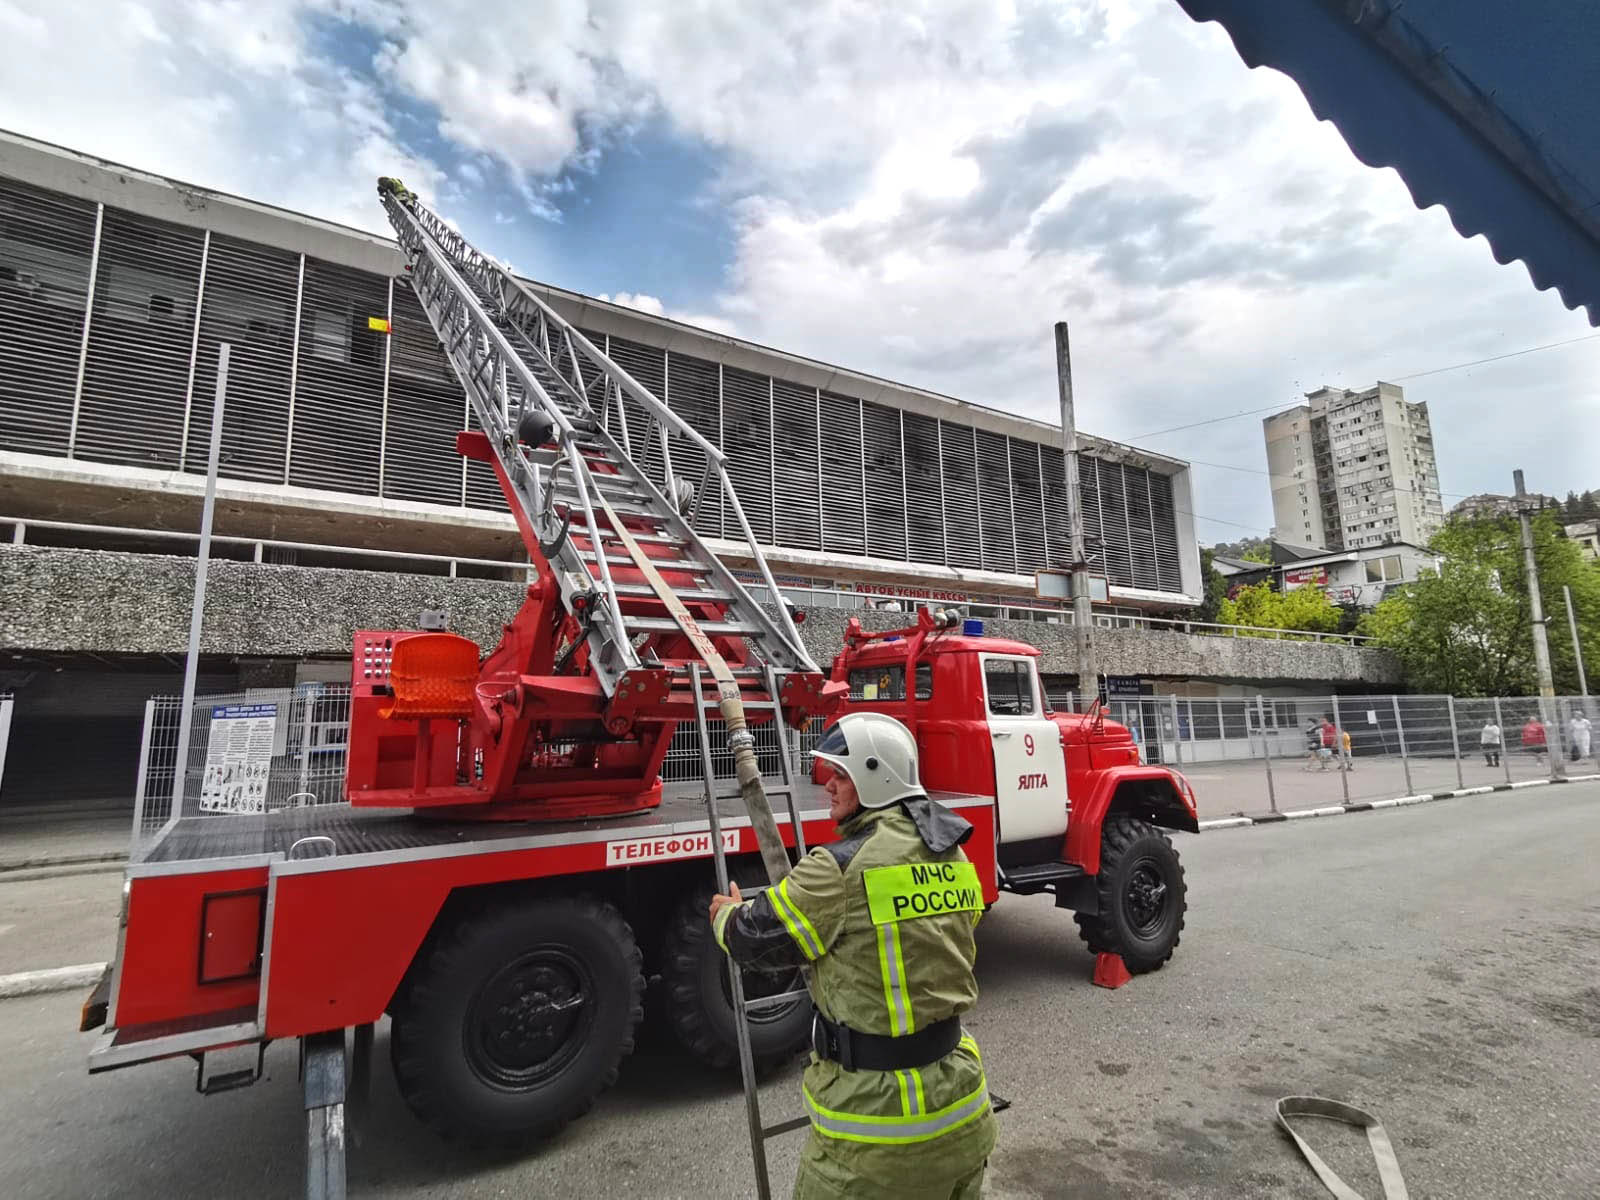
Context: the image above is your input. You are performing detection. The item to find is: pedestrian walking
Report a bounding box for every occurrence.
[1302,719,1321,771]
[1317,714,1337,771]
[1520,715,1547,766]
[1339,726,1354,771]
[1479,719,1502,767]
[710,712,996,1199]
[1571,712,1593,761]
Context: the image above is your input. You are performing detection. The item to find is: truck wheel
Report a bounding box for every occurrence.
[1074,817,1186,974]
[660,887,810,1070]
[390,894,644,1147]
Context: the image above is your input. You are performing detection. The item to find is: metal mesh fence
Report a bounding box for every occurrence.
[131,685,351,860]
[1150,693,1598,817]
[128,683,1596,854]
[130,685,825,858]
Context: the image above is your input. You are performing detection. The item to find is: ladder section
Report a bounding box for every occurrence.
[691,665,812,1200]
[378,184,818,703]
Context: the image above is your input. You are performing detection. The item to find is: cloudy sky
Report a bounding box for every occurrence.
[2,0,1593,542]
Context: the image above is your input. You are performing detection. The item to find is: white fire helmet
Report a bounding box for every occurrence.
[811,712,922,809]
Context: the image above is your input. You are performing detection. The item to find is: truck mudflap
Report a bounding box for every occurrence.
[79,964,112,1033]
[1063,765,1200,875]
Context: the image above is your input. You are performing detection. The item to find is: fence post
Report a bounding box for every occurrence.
[1256,695,1277,813]
[1494,696,1513,785]
[297,691,315,797]
[1168,694,1183,766]
[1390,695,1414,795]
[1332,694,1350,805]
[1217,698,1228,760]
[1446,695,1464,789]
[129,698,157,851]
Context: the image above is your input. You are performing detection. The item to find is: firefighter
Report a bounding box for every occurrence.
[377,176,417,209]
[709,712,996,1199]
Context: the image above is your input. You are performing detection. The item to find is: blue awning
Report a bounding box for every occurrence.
[1176,0,1600,325]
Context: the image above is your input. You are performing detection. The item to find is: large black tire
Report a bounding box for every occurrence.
[390,894,644,1148]
[1073,817,1186,974]
[659,886,811,1070]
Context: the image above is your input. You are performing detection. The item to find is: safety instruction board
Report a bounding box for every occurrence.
[199,703,278,814]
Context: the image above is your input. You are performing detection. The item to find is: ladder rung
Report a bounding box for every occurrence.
[743,989,810,1012]
[580,553,710,571]
[612,582,734,601]
[761,1116,811,1139]
[561,497,666,519]
[626,617,762,636]
[713,787,794,802]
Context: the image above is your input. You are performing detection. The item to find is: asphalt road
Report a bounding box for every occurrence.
[1,783,1596,1198]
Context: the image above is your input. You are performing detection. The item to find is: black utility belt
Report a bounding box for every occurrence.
[811,1011,962,1072]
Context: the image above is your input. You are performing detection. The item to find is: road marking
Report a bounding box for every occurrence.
[0,963,106,999]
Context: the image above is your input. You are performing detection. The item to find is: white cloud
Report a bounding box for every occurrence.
[597,291,665,317]
[0,0,1591,540]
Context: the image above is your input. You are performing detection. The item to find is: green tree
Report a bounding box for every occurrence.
[1216,580,1340,638]
[1195,549,1228,623]
[1360,512,1600,695]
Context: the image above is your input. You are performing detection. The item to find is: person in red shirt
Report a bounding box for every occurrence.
[1521,716,1547,765]
[1316,715,1337,771]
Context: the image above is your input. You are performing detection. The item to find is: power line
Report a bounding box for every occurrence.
[1126,330,1600,441]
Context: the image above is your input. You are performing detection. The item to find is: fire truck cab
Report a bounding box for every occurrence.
[823,607,1198,972]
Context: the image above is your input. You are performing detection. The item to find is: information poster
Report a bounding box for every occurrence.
[199,703,278,814]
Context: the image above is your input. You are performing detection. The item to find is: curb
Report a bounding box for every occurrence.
[0,851,128,875]
[0,963,106,1000]
[1198,772,1600,832]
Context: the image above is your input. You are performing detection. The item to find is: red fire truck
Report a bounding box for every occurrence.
[77,181,1198,1192]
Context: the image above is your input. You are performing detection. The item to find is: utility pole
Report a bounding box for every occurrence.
[1564,585,1589,697]
[1514,469,1563,778]
[1055,321,1097,710]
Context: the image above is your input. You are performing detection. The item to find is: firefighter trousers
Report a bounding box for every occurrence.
[792,1134,986,1199]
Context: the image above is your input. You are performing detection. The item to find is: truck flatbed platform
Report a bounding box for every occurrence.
[137,784,987,867]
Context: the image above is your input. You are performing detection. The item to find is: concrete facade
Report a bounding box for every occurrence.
[0,545,1402,686]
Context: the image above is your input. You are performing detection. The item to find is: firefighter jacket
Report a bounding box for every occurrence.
[713,797,996,1189]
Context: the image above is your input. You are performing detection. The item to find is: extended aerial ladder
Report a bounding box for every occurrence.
[368,178,840,881]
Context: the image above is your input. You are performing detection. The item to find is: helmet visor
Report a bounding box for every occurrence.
[814,723,853,761]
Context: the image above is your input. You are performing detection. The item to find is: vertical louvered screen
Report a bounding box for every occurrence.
[1077,445,1103,577]
[1124,463,1159,589]
[901,411,944,565]
[1149,471,1183,591]
[0,177,96,455]
[664,350,722,537]
[383,276,466,506]
[1094,458,1133,586]
[608,335,665,482]
[940,421,981,569]
[1040,445,1070,571]
[861,401,906,560]
[189,234,297,483]
[75,207,204,469]
[974,429,1015,574]
[819,391,866,556]
[1010,437,1046,573]
[464,408,507,510]
[773,380,821,550]
[288,258,386,495]
[721,365,772,543]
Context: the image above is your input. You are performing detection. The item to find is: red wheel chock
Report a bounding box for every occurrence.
[1092,953,1132,989]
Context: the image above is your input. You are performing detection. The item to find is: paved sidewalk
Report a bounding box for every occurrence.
[0,807,129,871]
